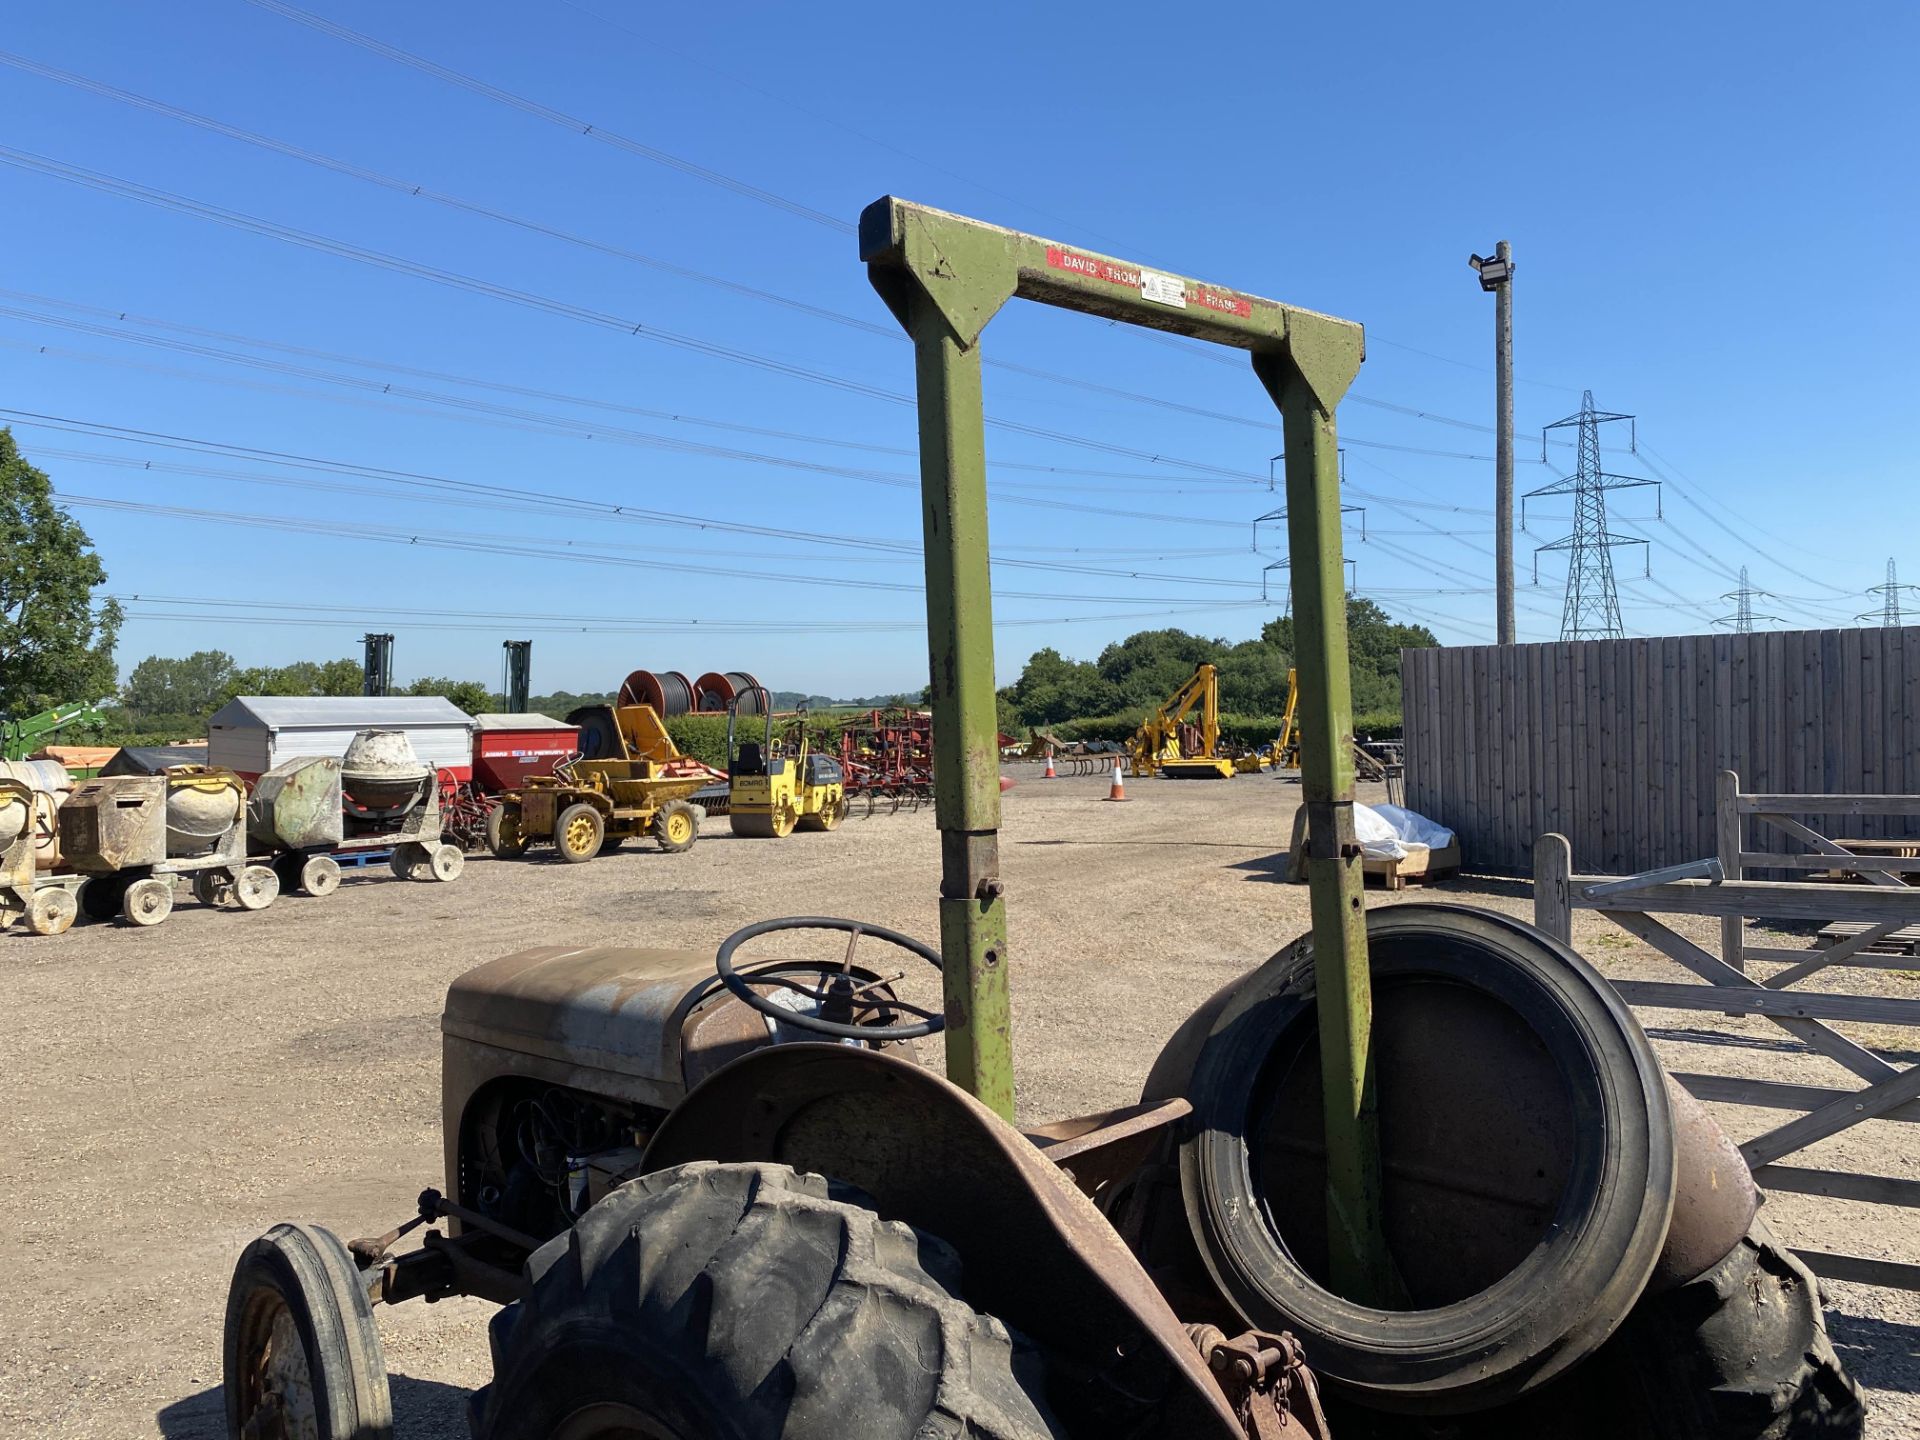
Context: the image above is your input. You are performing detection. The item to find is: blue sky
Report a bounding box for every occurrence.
[2,1,1913,697]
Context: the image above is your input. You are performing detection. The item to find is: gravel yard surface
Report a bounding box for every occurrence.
[2,765,1913,1436]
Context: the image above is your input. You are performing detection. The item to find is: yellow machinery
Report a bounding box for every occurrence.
[727,690,847,838]
[1127,663,1236,779]
[487,704,705,862]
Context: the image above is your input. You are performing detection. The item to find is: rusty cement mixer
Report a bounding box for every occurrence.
[248,730,464,893]
[57,767,274,927]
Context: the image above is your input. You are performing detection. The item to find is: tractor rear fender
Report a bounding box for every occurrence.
[641,1044,1244,1440]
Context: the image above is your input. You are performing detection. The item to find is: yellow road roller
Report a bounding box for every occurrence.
[726,689,847,838]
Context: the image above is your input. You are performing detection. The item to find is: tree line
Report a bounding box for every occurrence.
[997,600,1437,737]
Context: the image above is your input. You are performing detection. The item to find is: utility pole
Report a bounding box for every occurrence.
[1471,243,1516,643]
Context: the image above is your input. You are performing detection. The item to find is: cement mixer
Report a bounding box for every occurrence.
[248,730,464,894]
[56,767,273,927]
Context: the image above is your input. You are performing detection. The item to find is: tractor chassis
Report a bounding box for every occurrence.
[334,1048,1323,1439]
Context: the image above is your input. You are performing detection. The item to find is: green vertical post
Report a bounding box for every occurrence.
[1256,340,1394,1306]
[864,206,1019,1121]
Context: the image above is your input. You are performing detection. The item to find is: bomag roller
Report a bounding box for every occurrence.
[487,703,704,862]
[224,202,1860,1440]
[726,688,848,839]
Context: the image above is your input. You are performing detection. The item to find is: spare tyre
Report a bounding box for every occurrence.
[1171,903,1675,1414]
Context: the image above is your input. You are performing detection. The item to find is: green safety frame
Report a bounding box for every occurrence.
[863,198,1389,1298]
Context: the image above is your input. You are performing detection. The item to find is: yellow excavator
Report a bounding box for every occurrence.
[727,691,848,837]
[1127,663,1237,779]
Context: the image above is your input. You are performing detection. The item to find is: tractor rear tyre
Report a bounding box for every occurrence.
[653,798,699,853]
[123,876,174,927]
[469,1161,1059,1440]
[1599,1215,1863,1439]
[553,803,604,863]
[27,887,77,935]
[486,804,530,859]
[224,1222,393,1440]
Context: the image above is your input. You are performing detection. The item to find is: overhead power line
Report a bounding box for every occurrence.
[239,0,853,233]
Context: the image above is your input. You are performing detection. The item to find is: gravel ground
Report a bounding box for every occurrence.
[2,766,1914,1437]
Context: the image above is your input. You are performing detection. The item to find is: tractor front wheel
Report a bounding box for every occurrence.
[224,1222,392,1440]
[486,803,529,859]
[653,799,699,853]
[553,803,604,864]
[469,1161,1059,1440]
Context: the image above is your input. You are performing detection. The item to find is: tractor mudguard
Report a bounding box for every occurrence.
[641,1044,1245,1439]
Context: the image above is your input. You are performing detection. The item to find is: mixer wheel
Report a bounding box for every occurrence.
[123,876,175,927]
[300,855,342,897]
[194,869,236,907]
[26,886,77,936]
[554,804,604,864]
[428,844,464,883]
[235,866,281,911]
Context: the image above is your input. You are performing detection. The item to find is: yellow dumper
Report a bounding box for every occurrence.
[486,704,705,862]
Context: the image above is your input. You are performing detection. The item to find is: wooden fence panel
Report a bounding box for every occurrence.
[1403,625,1920,874]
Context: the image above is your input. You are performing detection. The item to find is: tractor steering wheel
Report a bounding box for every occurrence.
[714,916,946,1042]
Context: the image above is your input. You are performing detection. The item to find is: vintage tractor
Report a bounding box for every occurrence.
[487,704,706,862]
[223,203,1861,1439]
[726,690,848,838]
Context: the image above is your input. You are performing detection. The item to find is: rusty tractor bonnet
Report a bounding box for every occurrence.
[340,728,433,816]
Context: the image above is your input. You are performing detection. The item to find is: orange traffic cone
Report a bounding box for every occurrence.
[1105,759,1128,801]
[1044,749,1057,779]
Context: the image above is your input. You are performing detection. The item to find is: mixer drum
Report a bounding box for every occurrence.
[163,768,246,855]
[340,729,432,817]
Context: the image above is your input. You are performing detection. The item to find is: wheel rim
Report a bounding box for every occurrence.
[129,882,168,924]
[29,892,70,933]
[237,1292,319,1440]
[668,812,692,846]
[563,813,597,855]
[499,812,521,848]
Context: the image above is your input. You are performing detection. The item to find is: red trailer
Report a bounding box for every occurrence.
[470,714,581,792]
[439,714,582,850]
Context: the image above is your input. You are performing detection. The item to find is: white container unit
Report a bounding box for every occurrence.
[206,696,477,781]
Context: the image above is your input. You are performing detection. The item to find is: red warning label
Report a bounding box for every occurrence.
[1044,246,1253,318]
[1046,245,1141,289]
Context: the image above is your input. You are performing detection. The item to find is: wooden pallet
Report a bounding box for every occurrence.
[1283,807,1460,889]
[1364,840,1461,891]
[1815,921,1920,956]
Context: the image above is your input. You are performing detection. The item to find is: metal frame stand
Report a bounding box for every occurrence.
[862,199,1392,1299]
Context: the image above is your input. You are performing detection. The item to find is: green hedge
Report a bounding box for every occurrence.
[664,713,848,771]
